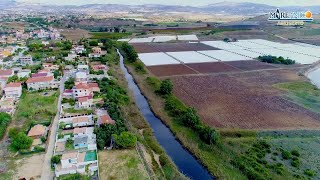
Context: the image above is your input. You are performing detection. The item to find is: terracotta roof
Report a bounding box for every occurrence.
[73,127,87,134]
[27,124,46,137]
[72,116,89,124]
[78,152,86,163]
[61,152,78,160]
[26,76,54,83]
[78,97,89,103]
[64,89,73,93]
[100,114,115,125]
[0,69,13,76]
[75,83,89,90]
[88,83,99,88]
[5,82,21,88]
[32,73,47,78]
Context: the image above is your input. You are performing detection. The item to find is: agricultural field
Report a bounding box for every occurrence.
[90,32,132,39]
[169,69,320,130]
[60,28,91,41]
[132,42,219,53]
[259,130,320,179]
[147,64,198,77]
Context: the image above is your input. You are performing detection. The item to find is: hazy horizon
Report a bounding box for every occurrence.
[13,0,320,7]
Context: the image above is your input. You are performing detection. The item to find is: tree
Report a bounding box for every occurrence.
[180,108,200,128]
[112,132,137,149]
[121,43,138,63]
[51,155,61,165]
[89,40,98,46]
[8,127,19,138]
[11,132,33,150]
[159,79,173,96]
[7,75,19,83]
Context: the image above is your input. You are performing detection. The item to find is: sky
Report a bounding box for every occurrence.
[14,0,320,7]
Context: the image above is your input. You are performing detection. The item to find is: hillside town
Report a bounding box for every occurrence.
[0,20,122,179]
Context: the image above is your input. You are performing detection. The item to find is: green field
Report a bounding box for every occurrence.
[14,91,59,131]
[90,32,132,39]
[260,130,320,179]
[273,82,320,113]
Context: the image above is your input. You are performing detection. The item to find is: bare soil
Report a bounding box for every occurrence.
[170,69,320,130]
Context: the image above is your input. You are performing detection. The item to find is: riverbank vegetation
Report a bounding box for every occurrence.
[119,42,318,179]
[95,45,186,179]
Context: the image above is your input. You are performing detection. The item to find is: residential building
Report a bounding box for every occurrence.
[74,136,88,149]
[65,53,79,61]
[98,113,115,126]
[0,69,14,78]
[27,124,47,139]
[92,47,101,54]
[72,83,92,99]
[43,63,59,72]
[3,82,22,98]
[75,72,87,83]
[77,97,93,109]
[20,55,33,65]
[92,64,108,72]
[17,69,31,78]
[26,76,57,91]
[72,116,92,127]
[77,65,89,74]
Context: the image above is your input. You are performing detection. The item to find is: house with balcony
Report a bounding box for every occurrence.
[3,82,22,98]
[26,76,58,91]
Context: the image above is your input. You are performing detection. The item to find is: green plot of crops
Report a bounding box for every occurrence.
[274,82,320,113]
[89,32,132,39]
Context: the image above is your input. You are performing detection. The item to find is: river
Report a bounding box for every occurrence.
[117,50,214,180]
[308,67,320,89]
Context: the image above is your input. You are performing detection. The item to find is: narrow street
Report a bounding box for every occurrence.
[41,75,65,180]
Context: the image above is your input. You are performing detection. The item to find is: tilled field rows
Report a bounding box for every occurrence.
[147,61,279,77]
[170,70,320,130]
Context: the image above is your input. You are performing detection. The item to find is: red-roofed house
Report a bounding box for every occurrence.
[27,124,47,139]
[0,69,14,78]
[88,83,100,92]
[31,73,48,78]
[98,114,115,126]
[72,83,92,99]
[77,96,93,109]
[3,82,22,98]
[26,76,57,91]
[92,64,108,71]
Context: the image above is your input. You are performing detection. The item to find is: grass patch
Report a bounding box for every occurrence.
[14,91,59,131]
[63,108,93,115]
[89,32,131,39]
[98,150,149,180]
[273,82,320,113]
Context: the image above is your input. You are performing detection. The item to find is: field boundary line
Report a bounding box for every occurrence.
[164,52,201,74]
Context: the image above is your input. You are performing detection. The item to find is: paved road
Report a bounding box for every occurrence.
[41,75,65,180]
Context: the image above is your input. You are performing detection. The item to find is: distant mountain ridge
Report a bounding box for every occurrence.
[4,1,320,16]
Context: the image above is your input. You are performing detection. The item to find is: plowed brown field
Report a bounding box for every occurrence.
[132,42,219,53]
[170,69,320,130]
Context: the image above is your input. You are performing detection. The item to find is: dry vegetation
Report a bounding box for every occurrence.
[60,28,91,41]
[98,150,149,180]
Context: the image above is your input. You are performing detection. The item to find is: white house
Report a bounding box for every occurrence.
[77,65,89,74]
[77,97,93,109]
[26,76,57,91]
[75,72,87,83]
[17,69,31,78]
[20,55,33,65]
[3,82,22,98]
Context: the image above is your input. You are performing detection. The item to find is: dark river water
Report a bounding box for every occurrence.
[308,67,320,89]
[118,50,214,180]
